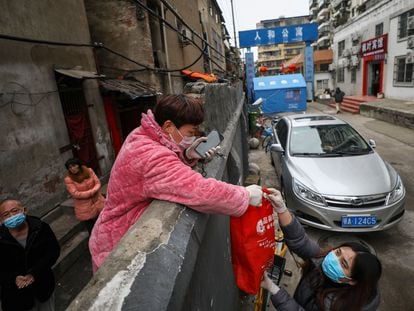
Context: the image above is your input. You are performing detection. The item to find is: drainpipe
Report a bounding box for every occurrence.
[161,3,173,93]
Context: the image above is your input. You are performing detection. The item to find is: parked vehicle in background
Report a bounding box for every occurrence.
[270,114,406,232]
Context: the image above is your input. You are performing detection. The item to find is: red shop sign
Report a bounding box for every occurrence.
[361,33,387,57]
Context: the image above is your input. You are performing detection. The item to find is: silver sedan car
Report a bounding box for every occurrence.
[270,114,405,232]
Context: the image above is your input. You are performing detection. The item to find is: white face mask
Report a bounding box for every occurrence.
[170,126,196,149]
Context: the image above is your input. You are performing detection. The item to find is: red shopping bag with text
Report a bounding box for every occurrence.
[230,188,275,294]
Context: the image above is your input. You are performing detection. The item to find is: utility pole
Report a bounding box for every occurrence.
[230,0,237,47]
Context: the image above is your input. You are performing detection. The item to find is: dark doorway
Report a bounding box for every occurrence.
[56,73,100,175]
[102,93,156,156]
[368,62,381,96]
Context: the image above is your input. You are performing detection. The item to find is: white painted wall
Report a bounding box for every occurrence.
[332,0,414,100]
[385,14,414,99]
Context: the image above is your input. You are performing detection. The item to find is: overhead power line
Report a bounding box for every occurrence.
[0,34,207,73]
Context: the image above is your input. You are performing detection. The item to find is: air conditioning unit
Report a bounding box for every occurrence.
[340,58,349,67]
[407,35,414,49]
[351,46,360,55]
[407,51,414,64]
[408,16,414,30]
[351,31,361,41]
[351,55,360,67]
[179,27,192,45]
[329,63,336,71]
[342,48,351,57]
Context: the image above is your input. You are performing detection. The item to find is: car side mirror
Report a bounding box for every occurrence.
[368,139,376,148]
[270,143,284,153]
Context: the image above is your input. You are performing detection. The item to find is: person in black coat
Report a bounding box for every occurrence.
[0,199,60,311]
[333,87,345,114]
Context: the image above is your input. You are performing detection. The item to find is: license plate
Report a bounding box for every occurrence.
[341,215,377,227]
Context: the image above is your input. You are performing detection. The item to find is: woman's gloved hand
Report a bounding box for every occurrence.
[261,272,280,295]
[185,137,207,160]
[245,184,263,207]
[265,188,287,214]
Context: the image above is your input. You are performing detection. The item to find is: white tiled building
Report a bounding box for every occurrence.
[332,0,413,100]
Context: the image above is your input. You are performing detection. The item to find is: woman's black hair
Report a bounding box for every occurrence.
[65,158,82,170]
[154,94,205,128]
[315,242,382,311]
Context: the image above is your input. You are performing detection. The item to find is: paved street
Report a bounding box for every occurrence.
[252,102,414,310]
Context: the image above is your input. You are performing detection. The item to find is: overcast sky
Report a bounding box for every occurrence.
[216,0,310,52]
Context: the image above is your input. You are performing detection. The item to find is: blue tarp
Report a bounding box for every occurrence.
[253,74,307,113]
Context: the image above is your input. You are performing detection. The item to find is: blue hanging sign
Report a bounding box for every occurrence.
[245,52,255,102]
[239,23,318,48]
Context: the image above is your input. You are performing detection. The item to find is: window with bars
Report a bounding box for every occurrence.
[316,79,329,90]
[337,67,345,82]
[338,40,345,57]
[351,68,356,83]
[375,23,383,37]
[393,56,413,86]
[398,9,414,40]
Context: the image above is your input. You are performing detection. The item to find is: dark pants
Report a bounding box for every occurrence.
[84,218,97,234]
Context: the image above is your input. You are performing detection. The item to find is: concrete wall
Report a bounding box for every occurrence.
[85,0,205,95]
[0,1,114,216]
[67,82,249,311]
[333,0,413,99]
[198,0,227,75]
[164,0,205,92]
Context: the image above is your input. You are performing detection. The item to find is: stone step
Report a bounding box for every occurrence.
[329,102,359,114]
[343,97,365,105]
[53,230,89,280]
[45,205,85,246]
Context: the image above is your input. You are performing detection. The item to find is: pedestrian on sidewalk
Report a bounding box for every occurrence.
[64,158,104,234]
[260,189,382,311]
[0,199,60,311]
[334,87,345,114]
[89,94,263,271]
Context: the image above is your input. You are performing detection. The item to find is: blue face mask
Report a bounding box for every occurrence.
[321,250,351,283]
[3,213,26,229]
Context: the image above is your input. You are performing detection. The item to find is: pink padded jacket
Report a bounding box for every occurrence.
[64,168,104,221]
[89,110,249,270]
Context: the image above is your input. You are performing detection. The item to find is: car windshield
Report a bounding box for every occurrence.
[290,124,372,156]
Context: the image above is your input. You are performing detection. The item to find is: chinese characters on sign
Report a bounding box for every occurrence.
[245,52,255,102]
[361,34,388,57]
[239,23,318,48]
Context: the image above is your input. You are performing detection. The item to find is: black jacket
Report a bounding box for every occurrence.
[0,216,60,311]
[334,90,345,103]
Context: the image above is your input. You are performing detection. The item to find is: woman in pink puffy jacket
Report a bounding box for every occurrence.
[88,94,263,271]
[64,158,104,233]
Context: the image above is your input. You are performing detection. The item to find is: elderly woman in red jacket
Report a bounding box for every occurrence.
[64,158,104,233]
[89,94,263,271]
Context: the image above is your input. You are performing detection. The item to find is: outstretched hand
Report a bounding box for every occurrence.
[261,272,280,295]
[265,188,287,214]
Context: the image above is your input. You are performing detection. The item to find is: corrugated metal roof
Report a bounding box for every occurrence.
[55,68,105,79]
[99,79,158,99]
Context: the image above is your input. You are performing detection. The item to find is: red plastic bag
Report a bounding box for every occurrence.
[230,188,275,294]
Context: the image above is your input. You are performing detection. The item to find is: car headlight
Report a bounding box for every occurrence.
[292,179,326,206]
[387,176,405,205]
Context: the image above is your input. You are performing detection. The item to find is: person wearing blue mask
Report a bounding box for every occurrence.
[260,189,382,311]
[0,199,60,311]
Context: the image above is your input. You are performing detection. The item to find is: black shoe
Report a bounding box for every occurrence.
[336,111,340,114]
